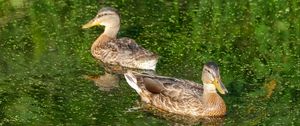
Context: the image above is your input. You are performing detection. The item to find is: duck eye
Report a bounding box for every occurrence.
[204,68,211,74]
[98,13,112,18]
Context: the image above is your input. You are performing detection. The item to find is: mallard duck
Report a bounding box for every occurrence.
[124,62,228,117]
[82,7,158,90]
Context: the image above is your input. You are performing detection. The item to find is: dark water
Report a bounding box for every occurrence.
[1,0,300,125]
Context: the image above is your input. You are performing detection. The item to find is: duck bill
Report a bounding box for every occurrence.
[82,18,100,29]
[213,78,228,94]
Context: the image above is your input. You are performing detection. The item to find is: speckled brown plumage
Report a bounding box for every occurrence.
[124,62,228,118]
[140,101,225,125]
[82,7,158,90]
[84,7,158,73]
[91,34,158,74]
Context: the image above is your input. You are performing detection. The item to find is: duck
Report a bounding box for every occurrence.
[82,7,158,90]
[124,62,228,117]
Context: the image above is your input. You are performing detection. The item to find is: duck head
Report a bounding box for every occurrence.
[201,62,228,94]
[82,7,120,29]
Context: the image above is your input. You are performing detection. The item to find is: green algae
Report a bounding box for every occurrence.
[0,0,299,125]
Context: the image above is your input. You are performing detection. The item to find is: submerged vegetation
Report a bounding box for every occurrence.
[0,0,299,125]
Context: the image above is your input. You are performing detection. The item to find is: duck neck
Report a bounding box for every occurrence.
[103,25,120,38]
[202,83,226,116]
[91,25,119,53]
[203,83,217,94]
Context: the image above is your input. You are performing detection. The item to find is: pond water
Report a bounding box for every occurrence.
[1,0,300,125]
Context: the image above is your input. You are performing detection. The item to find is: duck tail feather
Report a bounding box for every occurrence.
[124,72,142,94]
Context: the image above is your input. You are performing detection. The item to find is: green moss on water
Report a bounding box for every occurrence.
[0,0,300,125]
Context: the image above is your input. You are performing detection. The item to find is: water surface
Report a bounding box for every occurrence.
[0,0,300,125]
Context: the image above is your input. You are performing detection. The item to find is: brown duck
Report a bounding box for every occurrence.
[82,7,158,90]
[124,62,228,117]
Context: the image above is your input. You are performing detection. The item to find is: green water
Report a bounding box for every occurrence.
[1,0,300,125]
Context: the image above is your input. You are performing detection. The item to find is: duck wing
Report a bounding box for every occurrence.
[95,37,158,70]
[138,75,204,102]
